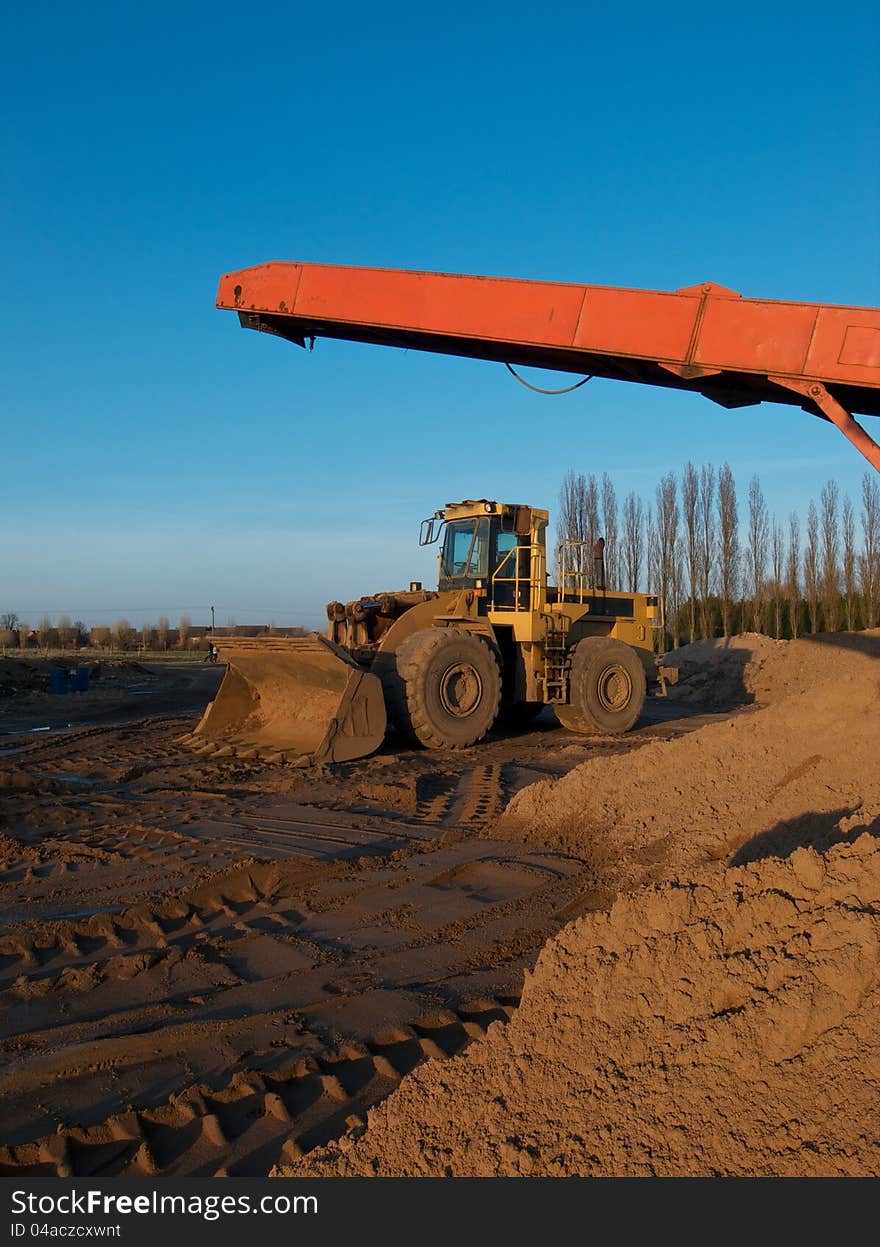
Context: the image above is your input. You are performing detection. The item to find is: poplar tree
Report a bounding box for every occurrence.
[717,464,739,636]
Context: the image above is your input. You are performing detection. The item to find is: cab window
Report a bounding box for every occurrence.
[494,530,519,574]
[441,519,490,580]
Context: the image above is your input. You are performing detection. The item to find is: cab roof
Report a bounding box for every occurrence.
[441,499,542,520]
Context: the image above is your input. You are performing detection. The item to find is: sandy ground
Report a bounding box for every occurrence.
[277,631,880,1177]
[1,637,876,1178]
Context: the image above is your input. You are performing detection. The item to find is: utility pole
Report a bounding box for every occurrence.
[210,605,215,633]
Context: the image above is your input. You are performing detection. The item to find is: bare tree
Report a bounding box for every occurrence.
[861,473,880,628]
[601,473,619,589]
[583,474,600,586]
[18,621,30,650]
[141,624,153,651]
[0,612,18,630]
[770,518,784,639]
[820,480,840,631]
[697,464,716,639]
[681,462,699,643]
[157,616,169,651]
[37,615,53,650]
[114,619,133,651]
[646,505,661,645]
[57,615,73,649]
[747,475,769,633]
[655,473,680,647]
[842,494,857,631]
[91,626,112,651]
[717,464,739,637]
[622,492,644,592]
[638,506,658,653]
[556,471,585,585]
[804,501,820,633]
[786,513,800,639]
[178,614,192,650]
[556,471,601,587]
[669,536,685,649]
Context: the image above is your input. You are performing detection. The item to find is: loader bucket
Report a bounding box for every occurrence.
[191,634,387,764]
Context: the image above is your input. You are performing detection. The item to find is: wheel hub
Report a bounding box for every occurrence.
[439,662,483,717]
[597,663,632,712]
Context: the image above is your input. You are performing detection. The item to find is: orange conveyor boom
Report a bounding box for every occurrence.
[216,261,880,471]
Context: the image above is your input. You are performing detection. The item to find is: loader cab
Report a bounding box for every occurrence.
[425,500,548,611]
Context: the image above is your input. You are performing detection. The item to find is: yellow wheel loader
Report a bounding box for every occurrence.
[182,500,659,765]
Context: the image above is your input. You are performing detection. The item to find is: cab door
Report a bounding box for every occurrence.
[491,527,530,610]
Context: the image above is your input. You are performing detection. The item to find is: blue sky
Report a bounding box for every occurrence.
[3,2,879,630]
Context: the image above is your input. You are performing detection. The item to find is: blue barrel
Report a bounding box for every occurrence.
[72,667,90,692]
[49,669,68,695]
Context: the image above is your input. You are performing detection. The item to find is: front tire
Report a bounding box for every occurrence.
[382,628,501,749]
[554,636,646,735]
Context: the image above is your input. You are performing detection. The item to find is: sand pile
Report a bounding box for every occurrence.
[0,659,50,698]
[661,632,780,707]
[0,657,151,701]
[662,629,880,708]
[274,630,880,1177]
[292,834,880,1176]
[0,656,103,695]
[494,631,879,897]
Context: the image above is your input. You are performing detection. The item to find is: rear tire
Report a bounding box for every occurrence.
[382,628,501,749]
[554,636,646,735]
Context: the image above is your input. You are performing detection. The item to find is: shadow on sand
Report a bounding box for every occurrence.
[731,808,880,867]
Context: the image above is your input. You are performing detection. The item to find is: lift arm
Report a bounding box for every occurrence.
[217,261,880,471]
